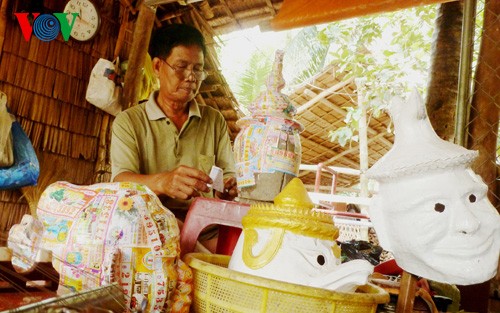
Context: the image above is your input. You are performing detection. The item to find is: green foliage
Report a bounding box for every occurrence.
[233,26,330,109]
[283,27,330,89]
[235,52,273,108]
[324,5,437,146]
[329,125,358,147]
[328,107,360,146]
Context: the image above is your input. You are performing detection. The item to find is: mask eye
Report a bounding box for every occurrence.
[468,194,477,203]
[434,203,445,213]
[317,255,325,266]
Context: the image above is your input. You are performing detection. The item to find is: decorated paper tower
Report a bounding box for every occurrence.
[366,89,500,285]
[228,178,374,292]
[233,50,303,202]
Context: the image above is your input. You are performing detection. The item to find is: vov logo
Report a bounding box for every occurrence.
[14,12,79,42]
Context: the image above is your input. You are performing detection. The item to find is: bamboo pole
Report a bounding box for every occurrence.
[121,4,156,110]
[455,0,476,147]
[355,79,369,213]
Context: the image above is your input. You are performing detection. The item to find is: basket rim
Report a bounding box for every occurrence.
[184,252,390,304]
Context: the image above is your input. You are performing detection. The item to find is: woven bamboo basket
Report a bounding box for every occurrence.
[184,253,389,313]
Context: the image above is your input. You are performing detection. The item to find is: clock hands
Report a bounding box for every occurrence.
[74,8,93,27]
[64,0,99,41]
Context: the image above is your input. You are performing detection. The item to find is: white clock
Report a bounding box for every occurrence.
[64,0,100,41]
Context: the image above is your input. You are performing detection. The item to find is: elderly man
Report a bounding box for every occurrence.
[111,24,238,250]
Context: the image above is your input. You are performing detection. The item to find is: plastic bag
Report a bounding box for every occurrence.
[0,91,14,167]
[0,121,40,190]
[86,58,122,116]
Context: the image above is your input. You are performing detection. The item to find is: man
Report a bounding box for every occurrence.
[111,24,238,249]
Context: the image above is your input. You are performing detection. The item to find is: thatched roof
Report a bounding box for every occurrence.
[155,0,283,35]
[290,64,394,191]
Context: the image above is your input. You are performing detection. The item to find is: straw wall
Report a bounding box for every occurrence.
[0,0,132,241]
[0,0,242,242]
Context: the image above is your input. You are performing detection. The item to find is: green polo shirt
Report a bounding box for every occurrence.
[111,91,235,217]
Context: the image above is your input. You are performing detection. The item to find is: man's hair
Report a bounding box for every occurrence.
[149,24,206,59]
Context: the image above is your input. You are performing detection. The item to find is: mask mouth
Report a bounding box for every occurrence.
[433,234,494,258]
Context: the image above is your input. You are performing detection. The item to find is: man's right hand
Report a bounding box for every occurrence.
[113,165,212,200]
[155,165,212,199]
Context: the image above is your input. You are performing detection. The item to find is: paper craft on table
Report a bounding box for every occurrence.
[208,165,224,193]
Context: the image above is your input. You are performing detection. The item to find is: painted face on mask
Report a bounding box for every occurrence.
[367,89,500,285]
[370,168,500,284]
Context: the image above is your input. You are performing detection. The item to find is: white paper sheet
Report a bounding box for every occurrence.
[208,165,224,192]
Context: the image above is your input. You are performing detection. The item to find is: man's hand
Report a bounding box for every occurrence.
[156,165,212,200]
[215,176,238,201]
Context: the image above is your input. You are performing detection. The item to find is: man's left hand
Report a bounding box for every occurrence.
[215,176,238,201]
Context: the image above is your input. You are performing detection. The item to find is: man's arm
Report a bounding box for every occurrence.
[114,166,212,200]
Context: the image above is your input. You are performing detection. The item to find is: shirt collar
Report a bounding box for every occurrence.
[145,90,202,121]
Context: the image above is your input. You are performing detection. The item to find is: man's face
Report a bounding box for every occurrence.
[156,45,204,104]
[372,167,500,284]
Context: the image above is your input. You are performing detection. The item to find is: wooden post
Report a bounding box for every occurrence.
[114,6,131,60]
[396,270,418,313]
[121,4,157,110]
[0,0,10,59]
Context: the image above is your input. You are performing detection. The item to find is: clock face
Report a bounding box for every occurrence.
[64,0,100,41]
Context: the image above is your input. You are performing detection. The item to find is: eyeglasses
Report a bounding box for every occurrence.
[162,60,208,81]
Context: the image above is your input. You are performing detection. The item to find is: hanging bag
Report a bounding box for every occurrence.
[0,91,14,167]
[86,57,122,116]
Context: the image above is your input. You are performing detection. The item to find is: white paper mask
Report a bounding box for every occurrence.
[366,89,500,285]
